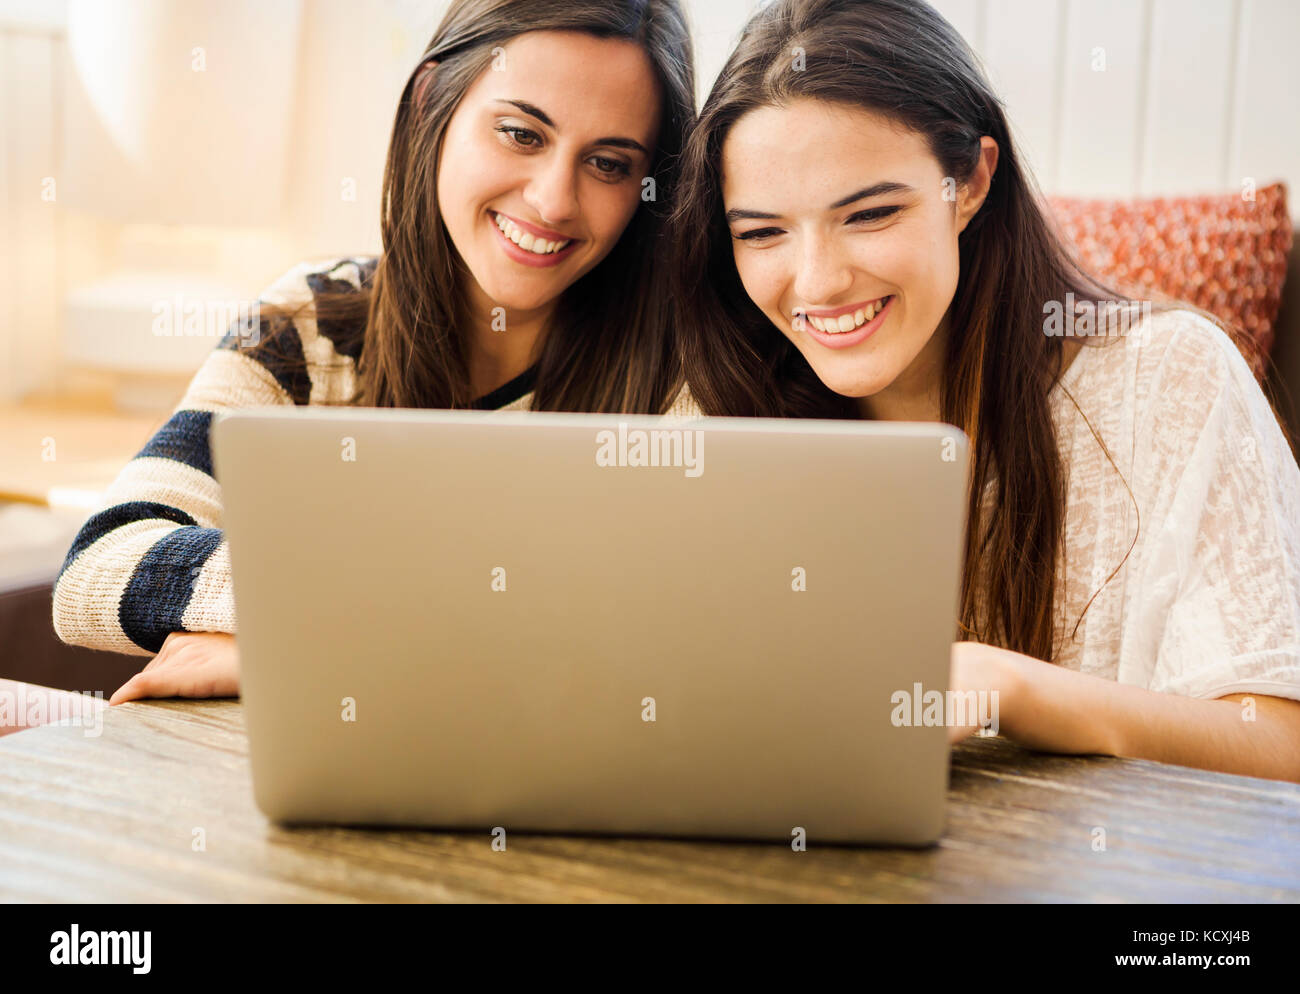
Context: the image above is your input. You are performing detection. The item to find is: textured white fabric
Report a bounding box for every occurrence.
[1044,308,1300,701]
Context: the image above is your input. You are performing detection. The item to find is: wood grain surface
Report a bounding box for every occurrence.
[1,693,1297,902]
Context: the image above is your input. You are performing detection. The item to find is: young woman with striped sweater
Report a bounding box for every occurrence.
[53,0,699,703]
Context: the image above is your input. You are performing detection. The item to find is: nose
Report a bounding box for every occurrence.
[791,230,854,307]
[521,152,580,228]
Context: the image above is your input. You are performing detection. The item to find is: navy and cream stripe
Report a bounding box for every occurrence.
[51,257,401,656]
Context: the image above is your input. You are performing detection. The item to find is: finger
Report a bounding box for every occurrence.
[109,664,194,704]
[109,669,181,704]
[112,658,238,703]
[109,673,149,705]
[177,658,240,699]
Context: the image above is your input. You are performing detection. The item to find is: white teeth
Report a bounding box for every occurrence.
[493,212,571,254]
[801,296,890,334]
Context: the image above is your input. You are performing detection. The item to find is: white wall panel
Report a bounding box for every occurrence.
[1142,0,1238,194]
[981,0,1067,190]
[2,32,58,401]
[1056,0,1153,196]
[1228,0,1300,200]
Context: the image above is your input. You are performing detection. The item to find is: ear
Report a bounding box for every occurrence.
[412,59,439,107]
[956,136,999,234]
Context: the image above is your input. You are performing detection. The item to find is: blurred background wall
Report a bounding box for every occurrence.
[2,0,1299,411]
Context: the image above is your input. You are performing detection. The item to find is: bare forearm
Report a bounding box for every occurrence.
[998,651,1300,782]
[1108,688,1300,782]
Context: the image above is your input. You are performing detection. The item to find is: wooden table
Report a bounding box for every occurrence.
[1,689,1298,902]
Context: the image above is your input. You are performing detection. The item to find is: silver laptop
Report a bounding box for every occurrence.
[211,408,969,846]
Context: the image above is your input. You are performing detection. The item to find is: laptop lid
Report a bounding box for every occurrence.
[212,408,968,845]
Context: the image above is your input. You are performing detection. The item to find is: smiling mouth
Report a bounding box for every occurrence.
[490,211,575,256]
[795,295,893,334]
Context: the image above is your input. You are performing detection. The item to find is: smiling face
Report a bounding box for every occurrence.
[436,30,661,321]
[721,99,994,417]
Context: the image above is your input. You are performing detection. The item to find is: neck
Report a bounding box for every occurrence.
[856,309,950,422]
[462,283,553,399]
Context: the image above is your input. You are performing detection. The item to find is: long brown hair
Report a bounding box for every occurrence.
[669,0,1268,660]
[261,0,695,414]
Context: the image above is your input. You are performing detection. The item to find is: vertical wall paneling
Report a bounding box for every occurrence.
[5,31,57,401]
[1055,0,1150,196]
[1141,0,1237,195]
[685,0,759,105]
[1229,0,1300,205]
[0,32,13,400]
[981,0,1066,191]
[1223,0,1246,190]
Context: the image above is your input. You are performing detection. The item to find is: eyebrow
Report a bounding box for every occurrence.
[724,181,916,223]
[495,99,649,155]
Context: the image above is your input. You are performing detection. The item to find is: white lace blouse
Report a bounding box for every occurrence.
[1043,308,1300,702]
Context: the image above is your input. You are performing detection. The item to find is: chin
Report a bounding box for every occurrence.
[476,275,562,314]
[808,362,891,400]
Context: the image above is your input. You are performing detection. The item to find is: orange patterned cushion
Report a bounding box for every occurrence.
[1047,183,1293,381]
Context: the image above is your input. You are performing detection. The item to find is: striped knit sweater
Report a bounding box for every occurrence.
[53,257,701,657]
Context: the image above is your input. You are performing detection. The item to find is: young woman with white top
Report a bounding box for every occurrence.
[670,0,1300,780]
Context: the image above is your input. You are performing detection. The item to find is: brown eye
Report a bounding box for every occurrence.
[733,227,783,241]
[496,126,541,148]
[590,156,631,178]
[847,206,901,224]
